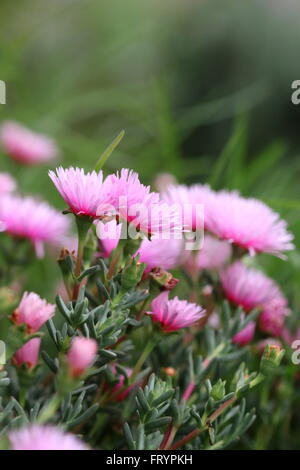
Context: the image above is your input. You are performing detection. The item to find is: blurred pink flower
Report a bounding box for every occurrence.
[259,297,289,336]
[185,234,232,274]
[282,327,300,345]
[221,262,289,336]
[221,261,284,312]
[12,292,55,333]
[13,338,41,368]
[9,425,88,450]
[207,190,294,257]
[0,121,58,165]
[148,291,205,332]
[49,166,111,218]
[137,236,184,272]
[162,183,215,231]
[0,194,69,257]
[0,172,16,195]
[232,321,256,346]
[97,219,184,271]
[67,337,97,377]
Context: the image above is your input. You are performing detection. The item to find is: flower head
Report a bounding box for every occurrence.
[259,297,289,336]
[12,338,41,368]
[12,292,55,333]
[0,172,16,195]
[184,234,231,275]
[162,183,215,231]
[221,261,283,312]
[67,337,97,377]
[207,190,294,257]
[232,321,255,346]
[9,425,88,450]
[147,291,205,332]
[0,194,69,257]
[49,166,111,218]
[0,121,58,165]
[103,169,182,236]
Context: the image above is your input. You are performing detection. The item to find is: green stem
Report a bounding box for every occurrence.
[37,394,61,423]
[130,338,158,383]
[72,216,92,300]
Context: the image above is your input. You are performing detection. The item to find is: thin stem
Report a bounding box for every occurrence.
[37,394,61,423]
[129,338,158,383]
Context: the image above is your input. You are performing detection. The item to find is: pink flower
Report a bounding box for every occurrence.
[0,172,16,195]
[9,425,88,450]
[0,121,58,165]
[103,169,182,236]
[207,190,294,257]
[232,321,256,346]
[12,338,41,368]
[147,291,205,332]
[49,166,111,218]
[12,292,55,333]
[137,236,184,272]
[220,261,284,312]
[184,234,232,274]
[0,194,69,257]
[97,219,184,271]
[282,327,300,345]
[162,183,215,231]
[259,297,289,336]
[67,337,97,377]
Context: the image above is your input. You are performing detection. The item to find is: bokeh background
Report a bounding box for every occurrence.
[1,0,300,449]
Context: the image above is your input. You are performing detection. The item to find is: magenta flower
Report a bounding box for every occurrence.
[0,172,16,195]
[147,291,205,332]
[9,425,88,450]
[232,321,256,346]
[12,338,41,368]
[0,194,69,257]
[12,292,55,334]
[162,183,215,231]
[103,169,182,236]
[207,190,294,257]
[67,337,98,377]
[0,121,58,165]
[49,166,112,218]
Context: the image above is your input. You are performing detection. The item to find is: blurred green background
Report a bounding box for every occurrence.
[1,0,300,449]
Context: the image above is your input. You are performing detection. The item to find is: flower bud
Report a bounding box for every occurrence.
[211,379,226,401]
[67,337,97,377]
[12,338,41,369]
[260,344,285,376]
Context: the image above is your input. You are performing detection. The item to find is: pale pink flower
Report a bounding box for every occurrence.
[184,234,231,274]
[147,291,205,332]
[207,190,294,257]
[220,261,284,312]
[97,219,184,271]
[162,183,215,231]
[103,169,182,236]
[9,425,88,450]
[0,194,69,257]
[12,338,41,368]
[49,166,112,218]
[259,297,289,336]
[0,172,16,195]
[232,321,255,346]
[137,236,184,272]
[0,121,58,165]
[12,292,55,333]
[153,172,177,193]
[67,337,97,377]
